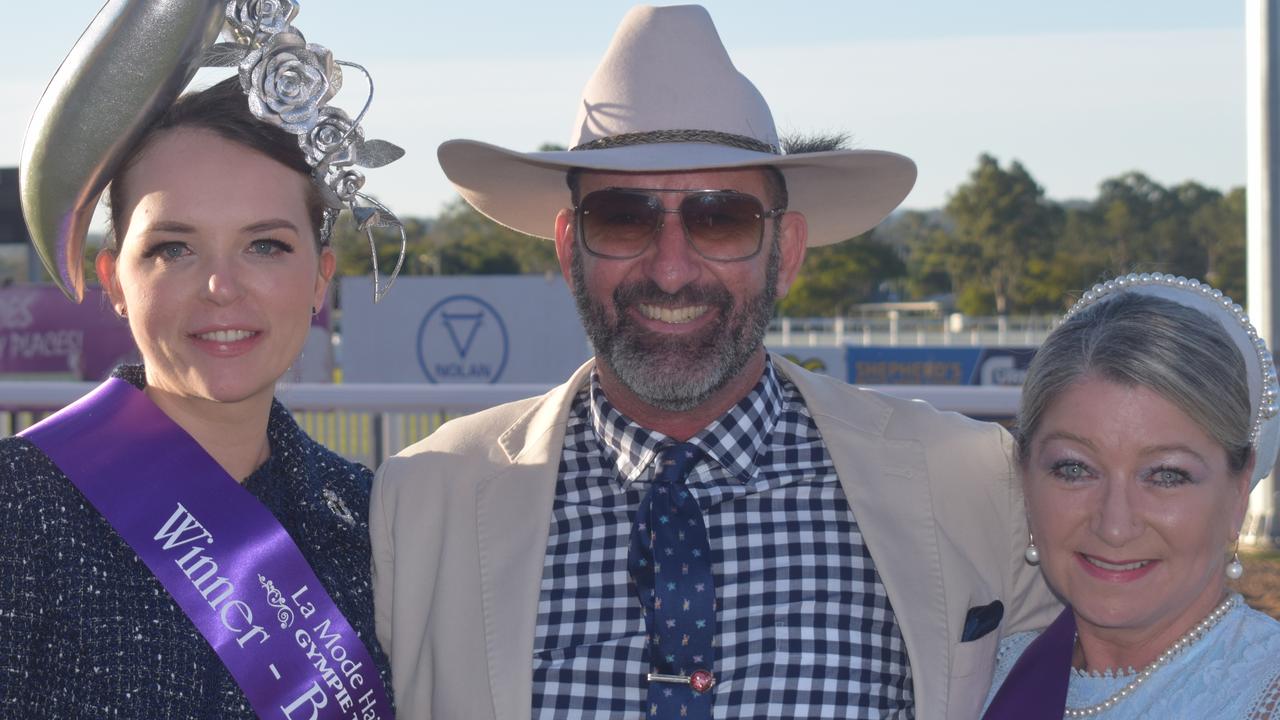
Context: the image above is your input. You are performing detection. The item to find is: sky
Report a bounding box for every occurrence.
[2,1,1248,224]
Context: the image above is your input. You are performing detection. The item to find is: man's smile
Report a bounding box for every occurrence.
[636,303,710,324]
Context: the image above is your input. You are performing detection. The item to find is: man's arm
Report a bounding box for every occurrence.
[996,426,1062,634]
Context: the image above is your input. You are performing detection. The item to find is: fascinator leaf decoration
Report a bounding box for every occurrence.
[353,140,406,169]
[202,42,250,67]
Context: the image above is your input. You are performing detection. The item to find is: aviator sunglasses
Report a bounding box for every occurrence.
[574,187,786,261]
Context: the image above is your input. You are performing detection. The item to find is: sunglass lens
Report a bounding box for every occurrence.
[580,190,661,258]
[682,192,764,259]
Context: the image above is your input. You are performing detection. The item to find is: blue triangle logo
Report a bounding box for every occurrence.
[442,311,484,358]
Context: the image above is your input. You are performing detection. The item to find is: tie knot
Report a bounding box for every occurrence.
[655,442,700,485]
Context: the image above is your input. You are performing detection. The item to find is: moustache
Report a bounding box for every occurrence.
[612,281,734,315]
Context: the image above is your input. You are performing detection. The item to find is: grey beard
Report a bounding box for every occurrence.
[570,242,779,412]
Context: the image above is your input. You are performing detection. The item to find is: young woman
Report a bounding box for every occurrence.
[1,3,401,717]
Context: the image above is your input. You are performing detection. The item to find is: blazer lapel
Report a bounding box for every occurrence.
[775,356,951,716]
[475,361,594,720]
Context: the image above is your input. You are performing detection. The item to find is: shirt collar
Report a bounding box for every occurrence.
[588,356,783,486]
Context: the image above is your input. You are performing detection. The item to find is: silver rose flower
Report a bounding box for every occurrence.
[314,162,366,209]
[299,107,362,167]
[239,31,340,134]
[226,0,300,46]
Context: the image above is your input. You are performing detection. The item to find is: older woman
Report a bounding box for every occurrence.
[983,274,1280,719]
[0,2,402,717]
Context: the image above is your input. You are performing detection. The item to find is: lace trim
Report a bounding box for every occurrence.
[1248,667,1280,719]
[1072,665,1138,680]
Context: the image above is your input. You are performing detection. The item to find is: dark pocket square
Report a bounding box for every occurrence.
[961,600,1004,642]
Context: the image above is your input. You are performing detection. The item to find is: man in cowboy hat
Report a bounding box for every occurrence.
[372,5,1057,719]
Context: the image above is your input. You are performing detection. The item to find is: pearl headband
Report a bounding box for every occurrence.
[1064,272,1280,488]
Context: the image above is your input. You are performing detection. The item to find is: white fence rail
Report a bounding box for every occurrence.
[766,315,1059,347]
[0,382,1022,467]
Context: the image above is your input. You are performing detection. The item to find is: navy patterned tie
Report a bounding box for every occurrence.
[629,442,716,719]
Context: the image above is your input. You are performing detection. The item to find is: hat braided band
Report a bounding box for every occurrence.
[571,129,780,155]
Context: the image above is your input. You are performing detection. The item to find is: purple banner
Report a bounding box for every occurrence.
[0,285,135,379]
[22,379,391,719]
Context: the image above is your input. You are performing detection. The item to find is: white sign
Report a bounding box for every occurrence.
[341,276,591,384]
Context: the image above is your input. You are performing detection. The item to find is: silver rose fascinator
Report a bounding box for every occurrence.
[20,0,407,303]
[1065,273,1280,489]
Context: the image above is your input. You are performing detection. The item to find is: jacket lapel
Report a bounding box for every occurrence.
[774,355,950,716]
[475,360,594,720]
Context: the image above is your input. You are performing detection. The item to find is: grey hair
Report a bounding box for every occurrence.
[1015,292,1253,474]
[779,131,851,155]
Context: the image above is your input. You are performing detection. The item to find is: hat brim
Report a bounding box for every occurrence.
[438,139,917,247]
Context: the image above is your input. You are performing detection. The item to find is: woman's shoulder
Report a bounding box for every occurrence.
[254,401,374,532]
[0,434,72,497]
[1144,599,1280,718]
[997,628,1041,655]
[1217,600,1280,667]
[988,629,1041,692]
[266,400,373,485]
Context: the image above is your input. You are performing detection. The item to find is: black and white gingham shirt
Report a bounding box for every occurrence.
[532,358,914,718]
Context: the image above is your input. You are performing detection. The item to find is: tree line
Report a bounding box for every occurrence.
[332,152,1246,317]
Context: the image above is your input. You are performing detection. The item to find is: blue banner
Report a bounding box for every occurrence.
[846,347,1037,386]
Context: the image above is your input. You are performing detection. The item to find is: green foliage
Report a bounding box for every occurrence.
[944,154,1058,315]
[332,197,559,280]
[779,232,905,316]
[900,157,1247,315]
[431,198,560,275]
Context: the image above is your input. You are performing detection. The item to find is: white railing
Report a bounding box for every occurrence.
[767,315,1060,347]
[0,381,1021,467]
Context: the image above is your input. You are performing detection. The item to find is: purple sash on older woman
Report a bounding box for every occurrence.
[981,608,1075,720]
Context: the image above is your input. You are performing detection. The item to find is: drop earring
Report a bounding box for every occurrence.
[1227,538,1244,580]
[1024,532,1040,565]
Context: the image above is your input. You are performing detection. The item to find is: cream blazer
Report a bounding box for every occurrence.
[372,355,1059,720]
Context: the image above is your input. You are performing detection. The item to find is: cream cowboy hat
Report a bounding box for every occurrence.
[437,4,916,247]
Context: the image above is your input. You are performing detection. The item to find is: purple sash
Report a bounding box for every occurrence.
[22,378,392,720]
[981,607,1076,720]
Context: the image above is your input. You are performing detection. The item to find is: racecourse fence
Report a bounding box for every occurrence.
[765,315,1059,348]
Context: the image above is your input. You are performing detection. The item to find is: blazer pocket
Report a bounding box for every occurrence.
[950,630,998,679]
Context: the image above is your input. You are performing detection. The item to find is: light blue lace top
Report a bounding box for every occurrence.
[984,595,1280,719]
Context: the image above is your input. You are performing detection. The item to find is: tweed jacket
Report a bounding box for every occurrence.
[372,355,1059,720]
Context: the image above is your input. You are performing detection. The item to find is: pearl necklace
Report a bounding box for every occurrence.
[1063,595,1237,718]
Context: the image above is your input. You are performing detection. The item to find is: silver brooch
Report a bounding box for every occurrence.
[323,487,357,528]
